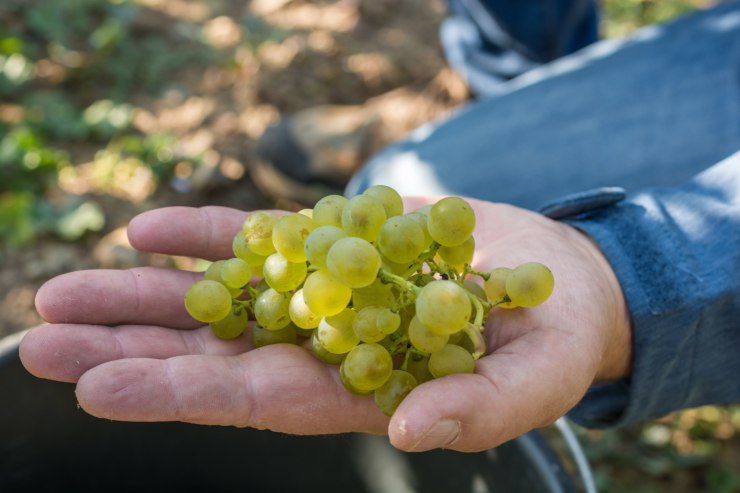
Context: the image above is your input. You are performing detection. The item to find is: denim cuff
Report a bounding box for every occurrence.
[539,158,740,428]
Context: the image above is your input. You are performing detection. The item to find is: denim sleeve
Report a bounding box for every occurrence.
[545,152,740,428]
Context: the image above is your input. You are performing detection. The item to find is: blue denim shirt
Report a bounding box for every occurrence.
[542,152,740,427]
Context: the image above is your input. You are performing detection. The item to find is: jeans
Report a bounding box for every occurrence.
[347,1,740,428]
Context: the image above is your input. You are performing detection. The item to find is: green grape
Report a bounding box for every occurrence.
[415,280,472,335]
[408,315,449,353]
[415,204,433,216]
[210,307,249,339]
[377,215,426,264]
[312,194,348,227]
[293,325,314,338]
[428,196,475,247]
[405,212,433,250]
[462,279,488,302]
[406,353,434,384]
[352,278,396,310]
[341,343,393,392]
[339,361,372,395]
[204,260,242,297]
[303,269,352,316]
[352,307,386,343]
[375,307,401,335]
[483,267,518,308]
[505,262,554,307]
[326,237,381,289]
[363,184,404,218]
[252,323,297,348]
[380,254,413,277]
[272,213,316,262]
[232,232,267,266]
[304,225,347,269]
[220,258,252,289]
[288,289,321,329]
[317,308,359,354]
[254,288,291,330]
[428,344,475,378]
[298,208,313,218]
[438,236,475,268]
[341,194,386,242]
[262,252,307,292]
[184,280,233,323]
[374,370,417,416]
[310,330,345,365]
[242,211,278,256]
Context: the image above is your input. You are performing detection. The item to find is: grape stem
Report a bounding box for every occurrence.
[463,265,491,281]
[401,348,428,371]
[378,269,421,295]
[463,323,487,360]
[466,290,491,328]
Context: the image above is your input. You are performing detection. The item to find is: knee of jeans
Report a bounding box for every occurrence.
[345,145,450,199]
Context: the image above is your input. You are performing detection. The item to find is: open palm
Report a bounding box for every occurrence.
[20,198,631,452]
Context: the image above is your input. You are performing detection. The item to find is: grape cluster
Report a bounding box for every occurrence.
[184,186,554,416]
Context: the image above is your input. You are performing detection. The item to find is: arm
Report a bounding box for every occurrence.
[563,151,740,427]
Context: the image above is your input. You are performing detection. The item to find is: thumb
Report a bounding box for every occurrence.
[388,329,596,452]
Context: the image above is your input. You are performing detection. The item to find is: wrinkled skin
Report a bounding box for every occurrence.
[20,197,631,452]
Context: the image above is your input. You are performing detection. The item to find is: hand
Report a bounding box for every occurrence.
[20,198,631,452]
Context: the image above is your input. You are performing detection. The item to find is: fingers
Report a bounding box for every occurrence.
[75,344,389,435]
[35,267,201,328]
[389,328,597,452]
[20,323,252,383]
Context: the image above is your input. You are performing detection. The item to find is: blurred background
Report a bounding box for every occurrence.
[0,0,738,491]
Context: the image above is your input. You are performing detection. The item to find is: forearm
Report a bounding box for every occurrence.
[555,152,740,427]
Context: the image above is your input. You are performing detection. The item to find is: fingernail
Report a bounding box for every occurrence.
[410,419,461,451]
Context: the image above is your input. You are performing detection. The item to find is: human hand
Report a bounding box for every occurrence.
[20,198,631,452]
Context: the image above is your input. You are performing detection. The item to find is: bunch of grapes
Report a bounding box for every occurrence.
[184,186,554,416]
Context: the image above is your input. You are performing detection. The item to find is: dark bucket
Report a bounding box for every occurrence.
[0,332,584,493]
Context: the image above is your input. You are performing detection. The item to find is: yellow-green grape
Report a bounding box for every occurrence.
[310,330,345,365]
[341,194,387,242]
[483,267,518,308]
[404,211,433,250]
[438,236,475,268]
[262,252,307,292]
[326,237,381,289]
[303,225,347,269]
[375,307,401,335]
[505,262,554,308]
[252,324,297,348]
[341,343,393,392]
[380,254,413,277]
[352,278,396,310]
[288,289,321,329]
[302,269,352,317]
[409,315,449,353]
[272,213,316,262]
[415,280,472,335]
[220,258,252,289]
[312,194,348,227]
[415,204,433,216]
[210,307,249,340]
[462,279,488,302]
[317,308,359,354]
[352,307,392,343]
[232,232,267,267]
[204,260,242,297]
[363,184,403,218]
[428,344,475,378]
[184,280,233,323]
[406,353,434,384]
[428,196,475,247]
[254,288,291,330]
[377,215,426,264]
[339,361,372,395]
[242,211,278,256]
[374,370,417,416]
[298,208,313,218]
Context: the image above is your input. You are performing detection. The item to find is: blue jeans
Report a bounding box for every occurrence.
[347,1,740,428]
[347,1,740,211]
